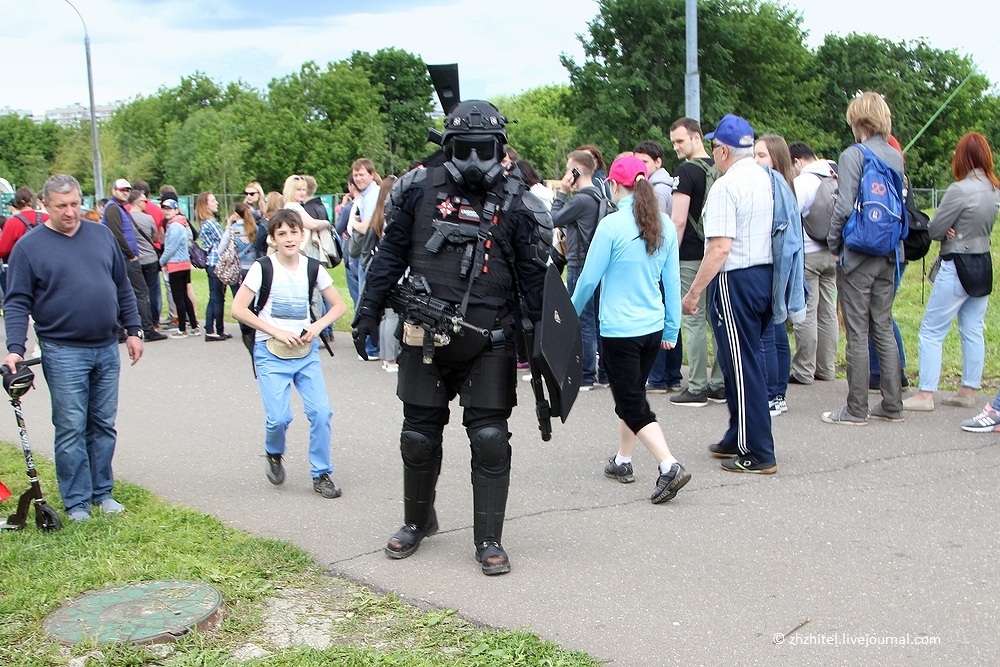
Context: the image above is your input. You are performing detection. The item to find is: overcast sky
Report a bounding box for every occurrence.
[1,0,998,119]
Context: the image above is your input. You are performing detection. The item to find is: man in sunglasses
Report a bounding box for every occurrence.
[102,178,162,342]
[353,99,554,576]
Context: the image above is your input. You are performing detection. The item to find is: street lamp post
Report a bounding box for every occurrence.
[684,0,700,122]
[63,0,104,199]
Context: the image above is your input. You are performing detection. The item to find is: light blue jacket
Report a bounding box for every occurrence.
[767,167,806,324]
[159,217,193,267]
[570,195,681,343]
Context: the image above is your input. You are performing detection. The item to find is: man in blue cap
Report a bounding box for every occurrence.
[680,114,777,474]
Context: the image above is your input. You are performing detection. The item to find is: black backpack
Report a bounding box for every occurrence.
[585,187,617,223]
[241,255,322,374]
[901,176,931,262]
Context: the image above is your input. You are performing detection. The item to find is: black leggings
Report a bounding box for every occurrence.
[601,332,662,434]
[168,270,198,332]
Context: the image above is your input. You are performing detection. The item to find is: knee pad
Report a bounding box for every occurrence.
[469,427,510,470]
[400,430,435,464]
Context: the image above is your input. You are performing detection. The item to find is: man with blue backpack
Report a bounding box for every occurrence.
[822,92,906,426]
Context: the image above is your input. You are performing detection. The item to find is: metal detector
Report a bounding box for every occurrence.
[0,358,62,532]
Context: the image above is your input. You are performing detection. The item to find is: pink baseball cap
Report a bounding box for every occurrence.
[607,155,648,188]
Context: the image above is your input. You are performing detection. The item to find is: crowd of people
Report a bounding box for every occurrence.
[2,89,998,576]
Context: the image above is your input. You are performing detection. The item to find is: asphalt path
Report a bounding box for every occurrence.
[2,329,997,666]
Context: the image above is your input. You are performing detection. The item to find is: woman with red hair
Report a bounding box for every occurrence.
[904,132,1000,412]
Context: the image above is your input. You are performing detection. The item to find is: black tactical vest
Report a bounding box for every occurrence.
[407,166,515,311]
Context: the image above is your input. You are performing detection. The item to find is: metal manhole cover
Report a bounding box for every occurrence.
[43,580,223,645]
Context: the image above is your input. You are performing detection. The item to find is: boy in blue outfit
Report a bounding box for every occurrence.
[232,209,347,497]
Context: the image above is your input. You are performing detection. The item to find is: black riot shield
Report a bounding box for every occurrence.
[526,264,582,438]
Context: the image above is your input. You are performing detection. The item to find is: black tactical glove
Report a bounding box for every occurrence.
[351,303,381,360]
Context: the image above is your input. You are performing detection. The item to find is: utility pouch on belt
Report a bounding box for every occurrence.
[403,322,443,348]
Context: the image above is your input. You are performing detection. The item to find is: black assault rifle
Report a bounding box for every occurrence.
[387,276,489,363]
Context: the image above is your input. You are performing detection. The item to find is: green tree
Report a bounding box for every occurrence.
[561,0,832,164]
[104,72,228,189]
[0,114,63,191]
[815,34,998,187]
[491,85,576,179]
[267,60,389,189]
[162,107,248,196]
[350,48,434,174]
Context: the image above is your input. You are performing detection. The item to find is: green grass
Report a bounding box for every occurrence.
[0,445,598,667]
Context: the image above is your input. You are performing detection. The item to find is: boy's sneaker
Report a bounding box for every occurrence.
[265,454,285,485]
[650,463,691,503]
[768,397,788,416]
[645,383,668,394]
[720,457,778,474]
[169,331,188,339]
[146,329,168,342]
[706,386,727,403]
[961,404,1000,433]
[312,473,342,499]
[604,457,635,483]
[670,388,708,407]
[188,327,202,337]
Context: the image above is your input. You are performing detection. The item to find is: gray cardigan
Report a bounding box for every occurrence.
[827,135,905,274]
[929,169,1000,256]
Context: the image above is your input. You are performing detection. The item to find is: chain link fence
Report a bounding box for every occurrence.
[911,188,945,212]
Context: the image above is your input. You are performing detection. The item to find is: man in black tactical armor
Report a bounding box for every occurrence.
[351,99,551,575]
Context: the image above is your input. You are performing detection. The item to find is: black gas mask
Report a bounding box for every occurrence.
[446,134,505,190]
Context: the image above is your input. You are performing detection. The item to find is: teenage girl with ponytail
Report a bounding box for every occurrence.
[570,155,690,505]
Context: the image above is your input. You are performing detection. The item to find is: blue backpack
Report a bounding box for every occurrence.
[841,144,906,257]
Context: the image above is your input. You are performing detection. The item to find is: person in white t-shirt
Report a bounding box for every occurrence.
[232,209,347,499]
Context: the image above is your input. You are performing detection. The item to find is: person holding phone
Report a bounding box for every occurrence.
[551,150,605,390]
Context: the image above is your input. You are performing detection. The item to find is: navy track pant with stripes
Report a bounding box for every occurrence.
[709,264,776,465]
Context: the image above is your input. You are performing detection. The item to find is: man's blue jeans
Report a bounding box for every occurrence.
[39,340,121,515]
[566,265,598,385]
[141,262,162,325]
[344,252,360,310]
[253,340,334,478]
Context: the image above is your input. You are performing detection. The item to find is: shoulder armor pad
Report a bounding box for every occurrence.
[390,167,427,209]
[519,191,553,231]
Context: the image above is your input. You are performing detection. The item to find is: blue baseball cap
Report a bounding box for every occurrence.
[705,114,755,148]
[161,198,178,210]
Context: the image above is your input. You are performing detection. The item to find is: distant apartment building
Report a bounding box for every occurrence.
[0,106,34,118]
[42,102,120,126]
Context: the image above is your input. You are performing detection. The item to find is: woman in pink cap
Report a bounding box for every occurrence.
[569,155,689,504]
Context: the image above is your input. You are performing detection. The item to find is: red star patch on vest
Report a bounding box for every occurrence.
[436,199,456,218]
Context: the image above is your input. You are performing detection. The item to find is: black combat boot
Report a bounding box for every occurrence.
[472,469,511,575]
[385,461,440,559]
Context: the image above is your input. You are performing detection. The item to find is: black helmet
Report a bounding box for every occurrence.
[442,101,508,190]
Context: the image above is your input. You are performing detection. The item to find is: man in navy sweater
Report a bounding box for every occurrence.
[4,174,144,522]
